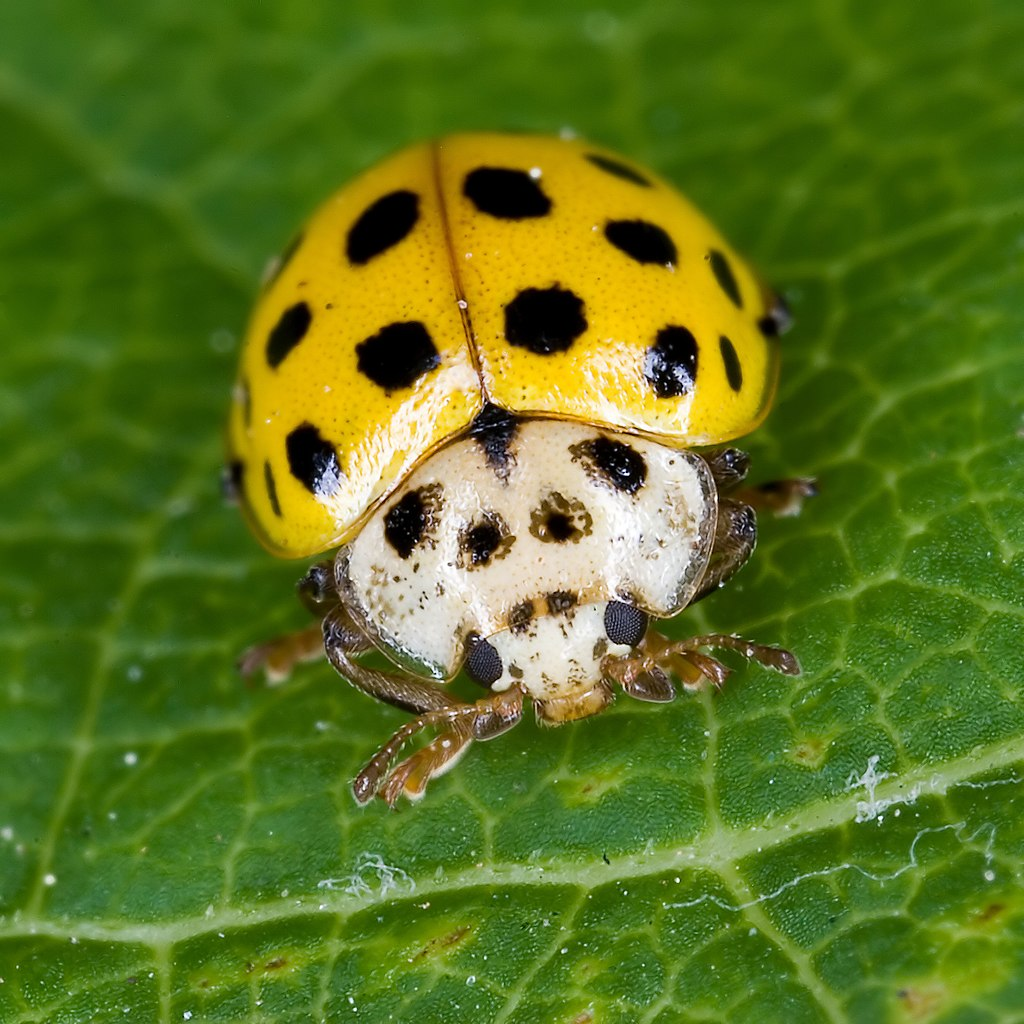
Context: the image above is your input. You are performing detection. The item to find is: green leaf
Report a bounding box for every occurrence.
[1,0,1022,1021]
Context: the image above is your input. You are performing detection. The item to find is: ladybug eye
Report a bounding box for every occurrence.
[604,602,648,646]
[465,635,503,685]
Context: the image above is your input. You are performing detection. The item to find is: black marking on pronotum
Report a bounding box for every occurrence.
[459,513,513,569]
[547,591,578,615]
[383,488,433,559]
[468,403,519,477]
[573,437,648,495]
[465,522,502,565]
[529,492,592,544]
[508,600,534,634]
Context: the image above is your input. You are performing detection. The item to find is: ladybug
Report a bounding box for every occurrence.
[225,133,814,805]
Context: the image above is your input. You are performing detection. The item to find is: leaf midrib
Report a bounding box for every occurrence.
[5,731,1019,948]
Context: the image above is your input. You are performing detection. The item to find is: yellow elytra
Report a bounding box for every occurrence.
[226,133,789,558]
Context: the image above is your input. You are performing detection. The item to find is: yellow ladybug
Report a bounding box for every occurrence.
[225,133,814,805]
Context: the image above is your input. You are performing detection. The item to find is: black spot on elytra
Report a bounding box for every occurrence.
[356,321,440,392]
[266,302,312,368]
[465,635,503,686]
[547,591,577,615]
[221,461,244,503]
[264,460,282,516]
[508,601,534,634]
[469,403,519,477]
[346,190,419,265]
[383,489,429,559]
[758,293,793,337]
[585,153,652,187]
[463,167,551,219]
[604,220,677,266]
[708,249,743,308]
[285,424,342,498]
[573,437,647,495]
[644,325,699,398]
[719,335,743,392]
[604,601,648,646]
[504,286,587,355]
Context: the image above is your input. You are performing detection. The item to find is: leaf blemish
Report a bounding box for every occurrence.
[411,924,473,962]
[788,737,828,769]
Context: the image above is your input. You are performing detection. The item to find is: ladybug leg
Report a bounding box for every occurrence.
[704,447,752,491]
[354,685,525,807]
[322,607,462,717]
[690,498,757,604]
[237,561,342,683]
[704,447,817,515]
[603,628,799,702]
[238,623,328,683]
[736,477,818,517]
[318,605,523,805]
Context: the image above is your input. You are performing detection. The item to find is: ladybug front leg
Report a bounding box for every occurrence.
[364,686,525,806]
[320,607,524,805]
[602,629,799,704]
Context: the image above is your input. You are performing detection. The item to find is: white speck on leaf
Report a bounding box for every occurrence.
[209,328,234,354]
[320,853,414,898]
[583,11,619,42]
[848,755,946,822]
